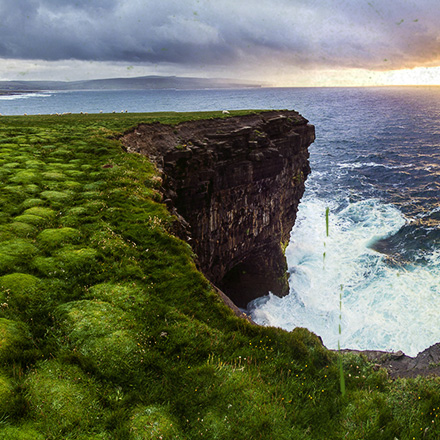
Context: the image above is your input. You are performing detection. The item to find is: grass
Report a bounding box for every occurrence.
[0,110,439,438]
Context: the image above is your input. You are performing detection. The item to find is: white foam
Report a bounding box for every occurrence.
[0,93,52,101]
[249,197,440,356]
[337,162,413,170]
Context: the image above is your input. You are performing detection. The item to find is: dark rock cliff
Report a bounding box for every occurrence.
[122,110,315,308]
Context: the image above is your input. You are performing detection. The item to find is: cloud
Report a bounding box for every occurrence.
[0,0,440,79]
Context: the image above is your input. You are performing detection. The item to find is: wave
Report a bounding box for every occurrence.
[0,92,52,101]
[337,162,413,170]
[249,197,440,356]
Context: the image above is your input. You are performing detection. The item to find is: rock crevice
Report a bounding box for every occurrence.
[122,110,315,308]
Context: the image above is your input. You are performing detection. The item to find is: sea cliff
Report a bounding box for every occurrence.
[122,110,315,308]
[2,112,440,438]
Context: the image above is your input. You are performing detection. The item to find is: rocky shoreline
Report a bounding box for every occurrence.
[122,110,440,380]
[341,343,440,378]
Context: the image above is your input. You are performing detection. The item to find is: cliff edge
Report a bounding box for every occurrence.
[122,110,315,308]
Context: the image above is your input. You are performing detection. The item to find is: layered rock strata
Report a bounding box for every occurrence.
[122,110,315,308]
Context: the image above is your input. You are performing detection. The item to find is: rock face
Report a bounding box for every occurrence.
[122,111,315,308]
[343,343,440,378]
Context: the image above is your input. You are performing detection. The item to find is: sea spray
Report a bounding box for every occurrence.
[248,197,440,357]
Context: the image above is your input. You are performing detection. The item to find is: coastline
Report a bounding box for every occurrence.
[0,90,37,96]
[1,110,440,438]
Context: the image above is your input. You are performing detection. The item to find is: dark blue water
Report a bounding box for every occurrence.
[2,86,440,354]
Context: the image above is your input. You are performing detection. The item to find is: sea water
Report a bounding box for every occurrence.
[249,87,440,356]
[2,86,440,355]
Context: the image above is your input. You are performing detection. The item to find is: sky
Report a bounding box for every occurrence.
[1,0,440,86]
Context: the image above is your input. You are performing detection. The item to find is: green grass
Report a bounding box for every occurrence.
[0,111,439,439]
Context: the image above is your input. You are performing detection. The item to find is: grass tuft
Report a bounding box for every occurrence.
[0,318,31,362]
[128,405,182,440]
[0,372,13,413]
[12,215,46,227]
[0,424,45,440]
[37,227,81,249]
[25,359,104,436]
[22,207,56,219]
[56,300,146,384]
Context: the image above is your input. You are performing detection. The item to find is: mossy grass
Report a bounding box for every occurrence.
[55,299,147,384]
[12,214,46,227]
[25,359,106,436]
[40,190,72,205]
[2,222,38,239]
[0,241,39,274]
[85,282,149,310]
[37,227,81,249]
[0,372,13,413]
[0,424,45,440]
[22,207,56,219]
[21,198,45,209]
[0,111,439,438]
[128,405,181,439]
[0,318,31,363]
[0,272,43,312]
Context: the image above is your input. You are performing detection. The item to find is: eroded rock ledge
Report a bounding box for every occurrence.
[343,343,440,378]
[122,110,315,308]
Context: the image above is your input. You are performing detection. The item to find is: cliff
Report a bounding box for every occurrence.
[122,110,315,308]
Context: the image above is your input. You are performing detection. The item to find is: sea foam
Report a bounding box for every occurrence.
[249,197,440,356]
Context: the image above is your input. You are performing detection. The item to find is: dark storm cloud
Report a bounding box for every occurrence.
[1,0,440,70]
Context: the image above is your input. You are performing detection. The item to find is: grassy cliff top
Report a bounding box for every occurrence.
[0,111,439,439]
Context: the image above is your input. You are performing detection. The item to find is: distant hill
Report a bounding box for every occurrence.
[0,76,262,92]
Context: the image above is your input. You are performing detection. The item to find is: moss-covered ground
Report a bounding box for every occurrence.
[0,111,440,439]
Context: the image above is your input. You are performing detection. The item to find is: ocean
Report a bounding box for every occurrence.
[1,86,440,356]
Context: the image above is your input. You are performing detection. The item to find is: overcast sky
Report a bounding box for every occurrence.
[1,0,440,85]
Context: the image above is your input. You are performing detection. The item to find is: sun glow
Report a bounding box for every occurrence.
[379,66,440,86]
[269,65,440,87]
